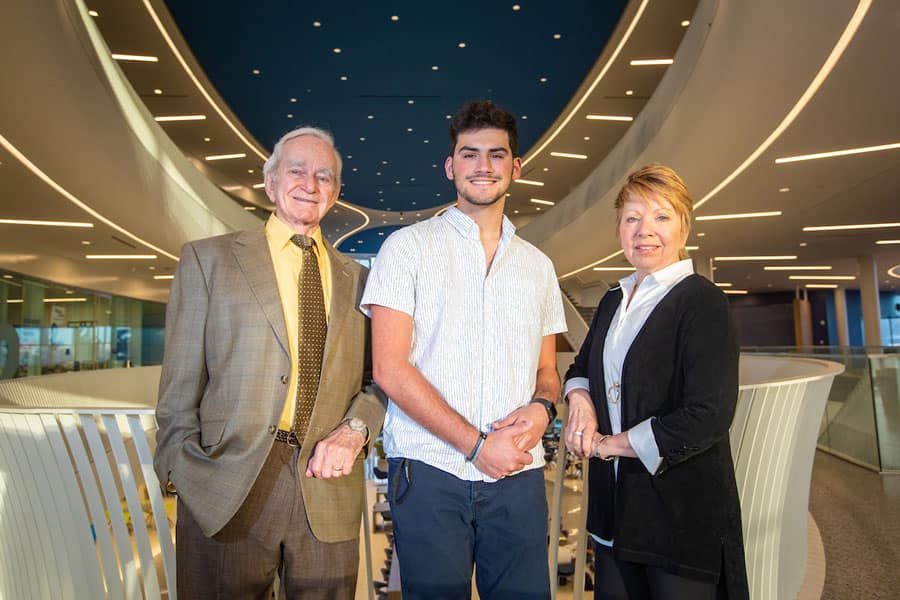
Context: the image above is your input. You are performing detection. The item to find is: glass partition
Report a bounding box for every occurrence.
[741,346,900,473]
[0,269,165,379]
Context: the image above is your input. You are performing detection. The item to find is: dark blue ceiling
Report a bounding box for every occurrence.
[165,1,626,213]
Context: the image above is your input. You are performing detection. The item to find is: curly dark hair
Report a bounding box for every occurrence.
[448,100,519,157]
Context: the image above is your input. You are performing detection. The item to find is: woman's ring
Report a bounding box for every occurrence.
[333,466,343,471]
[574,431,584,436]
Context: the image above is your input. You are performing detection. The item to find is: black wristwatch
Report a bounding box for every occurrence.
[530,397,557,423]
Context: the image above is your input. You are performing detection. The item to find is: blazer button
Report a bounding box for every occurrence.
[268,425,277,434]
[280,374,289,384]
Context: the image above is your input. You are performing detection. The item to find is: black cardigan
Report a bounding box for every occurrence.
[565,274,749,599]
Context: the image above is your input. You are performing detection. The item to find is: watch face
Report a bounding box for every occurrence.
[346,417,367,433]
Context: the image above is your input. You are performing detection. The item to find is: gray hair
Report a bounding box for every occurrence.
[263,126,343,186]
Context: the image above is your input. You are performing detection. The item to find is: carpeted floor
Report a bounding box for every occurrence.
[809,452,900,599]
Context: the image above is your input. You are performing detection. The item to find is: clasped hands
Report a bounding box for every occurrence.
[564,389,612,460]
[472,402,550,480]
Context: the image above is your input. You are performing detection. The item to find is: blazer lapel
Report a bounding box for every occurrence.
[321,240,354,371]
[232,228,290,357]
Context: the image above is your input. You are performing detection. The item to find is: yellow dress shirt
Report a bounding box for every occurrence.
[265,214,333,430]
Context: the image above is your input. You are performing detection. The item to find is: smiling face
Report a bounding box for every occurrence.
[618,193,688,280]
[265,134,339,234]
[445,127,522,209]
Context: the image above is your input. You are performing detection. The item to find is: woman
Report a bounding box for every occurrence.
[564,164,748,599]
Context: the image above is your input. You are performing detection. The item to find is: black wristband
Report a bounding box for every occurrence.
[530,397,557,423]
[466,431,488,462]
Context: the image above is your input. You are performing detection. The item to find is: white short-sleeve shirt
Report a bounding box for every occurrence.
[361,206,567,480]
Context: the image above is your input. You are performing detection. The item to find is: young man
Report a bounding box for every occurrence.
[361,101,566,599]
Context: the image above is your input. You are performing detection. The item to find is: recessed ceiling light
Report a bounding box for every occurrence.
[407,99,414,104]
[407,128,413,132]
[876,240,900,245]
[535,207,542,211]
[111,53,158,62]
[252,183,265,189]
[697,232,706,237]
[88,9,99,17]
[359,137,366,141]
[367,115,375,120]
[376,172,381,176]
[432,164,437,168]
[243,206,256,211]
[247,169,254,173]
[512,4,521,10]
[424,139,430,144]
[203,137,211,142]
[204,153,246,161]
[553,34,561,40]
[522,115,528,120]
[681,20,691,27]
[333,48,342,53]
[779,187,790,192]
[696,211,782,221]
[776,141,900,164]
[714,282,733,287]
[251,68,260,75]
[799,242,807,246]
[458,42,466,48]
[714,255,797,261]
[550,152,588,159]
[290,97,297,103]
[543,167,549,171]
[154,275,175,280]
[432,65,439,71]
[340,75,348,81]
[723,290,749,295]
[539,77,548,83]
[352,167,358,172]
[592,267,636,271]
[788,275,856,281]
[154,115,206,122]
[586,115,634,122]
[391,15,399,21]
[515,179,544,186]
[153,88,163,95]
[347,155,352,159]
[686,246,700,251]
[802,222,900,232]
[625,89,634,96]
[382,160,388,164]
[81,240,91,245]
[0,218,93,228]
[805,284,839,289]
[764,265,832,271]
[630,58,674,66]
[530,198,555,206]
[313,21,321,27]
[85,254,157,260]
[446,115,451,119]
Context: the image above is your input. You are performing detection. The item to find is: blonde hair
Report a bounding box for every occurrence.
[615,164,692,260]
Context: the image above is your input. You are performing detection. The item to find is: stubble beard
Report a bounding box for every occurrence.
[455,178,510,208]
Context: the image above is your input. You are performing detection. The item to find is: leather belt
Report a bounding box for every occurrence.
[275,429,301,448]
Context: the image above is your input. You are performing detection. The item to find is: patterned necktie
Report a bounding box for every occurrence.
[290,234,327,441]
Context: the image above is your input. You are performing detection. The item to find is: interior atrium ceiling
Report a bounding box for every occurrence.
[0,0,897,304]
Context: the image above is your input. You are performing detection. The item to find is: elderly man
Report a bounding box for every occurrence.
[154,126,385,599]
[362,101,566,599]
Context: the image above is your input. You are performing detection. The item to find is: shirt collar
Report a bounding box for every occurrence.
[619,258,694,296]
[266,213,325,252]
[443,205,516,242]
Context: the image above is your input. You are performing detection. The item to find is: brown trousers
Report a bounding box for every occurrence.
[175,442,359,599]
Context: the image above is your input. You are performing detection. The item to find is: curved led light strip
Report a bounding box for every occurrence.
[522,0,650,167]
[559,249,624,280]
[888,264,900,280]
[0,132,178,260]
[694,0,871,209]
[559,0,871,281]
[141,0,371,241]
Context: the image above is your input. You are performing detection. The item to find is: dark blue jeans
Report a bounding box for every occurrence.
[387,458,551,600]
